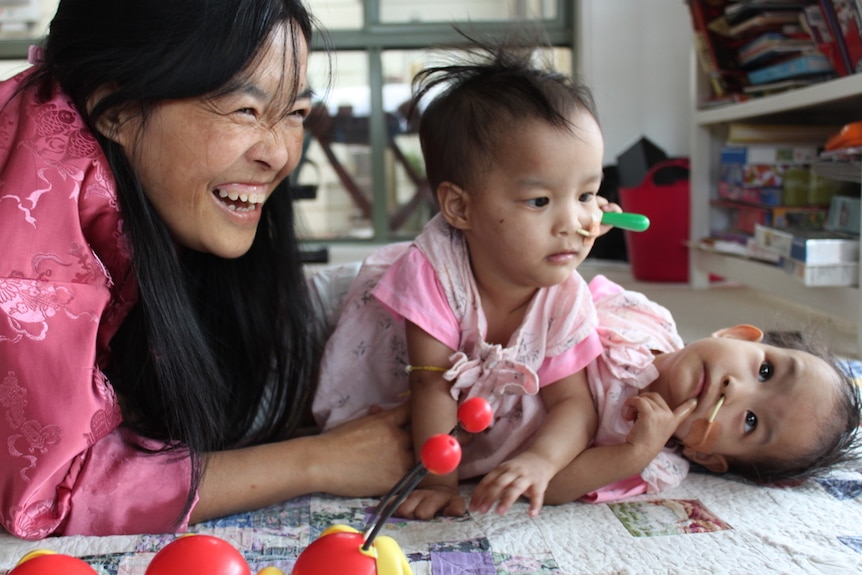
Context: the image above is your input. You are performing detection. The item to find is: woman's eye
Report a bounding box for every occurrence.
[527,197,550,208]
[237,107,258,117]
[758,361,773,382]
[744,411,758,434]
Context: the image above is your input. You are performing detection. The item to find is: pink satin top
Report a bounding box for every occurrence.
[0,68,194,539]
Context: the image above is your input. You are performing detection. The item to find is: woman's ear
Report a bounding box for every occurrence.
[681,447,729,473]
[88,84,128,145]
[711,324,764,342]
[437,181,470,230]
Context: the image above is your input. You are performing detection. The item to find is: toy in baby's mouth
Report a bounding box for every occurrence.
[9,397,495,575]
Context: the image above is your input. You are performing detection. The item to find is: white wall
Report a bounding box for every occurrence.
[577,0,693,165]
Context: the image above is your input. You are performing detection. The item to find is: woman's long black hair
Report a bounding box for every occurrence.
[24,0,321,522]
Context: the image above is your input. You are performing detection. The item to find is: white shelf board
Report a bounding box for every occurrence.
[691,248,859,321]
[695,74,862,125]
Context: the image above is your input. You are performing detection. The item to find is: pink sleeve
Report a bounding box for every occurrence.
[537,331,602,386]
[580,474,648,503]
[372,247,461,351]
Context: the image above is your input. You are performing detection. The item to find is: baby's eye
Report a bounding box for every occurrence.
[578,191,596,203]
[744,411,758,434]
[758,361,773,382]
[526,197,550,208]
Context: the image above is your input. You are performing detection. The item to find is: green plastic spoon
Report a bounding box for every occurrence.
[601,211,650,232]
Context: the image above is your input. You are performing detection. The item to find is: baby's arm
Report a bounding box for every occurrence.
[469,369,596,517]
[394,320,465,520]
[544,392,697,504]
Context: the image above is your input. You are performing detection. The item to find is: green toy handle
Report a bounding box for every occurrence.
[601,211,650,232]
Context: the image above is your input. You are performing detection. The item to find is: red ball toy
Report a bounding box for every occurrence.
[457,397,493,433]
[420,433,461,475]
[146,534,251,575]
[9,551,98,575]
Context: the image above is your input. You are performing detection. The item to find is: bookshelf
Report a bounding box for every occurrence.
[689,54,862,356]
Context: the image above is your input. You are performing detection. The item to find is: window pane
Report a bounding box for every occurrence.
[381,45,573,239]
[296,51,375,241]
[380,0,558,23]
[0,0,49,40]
[307,0,363,30]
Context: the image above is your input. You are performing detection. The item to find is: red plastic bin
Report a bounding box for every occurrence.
[618,158,690,282]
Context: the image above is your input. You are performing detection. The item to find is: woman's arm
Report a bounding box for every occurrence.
[190,403,412,524]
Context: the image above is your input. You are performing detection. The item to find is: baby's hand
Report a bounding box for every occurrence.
[624,392,697,459]
[469,452,555,518]
[596,196,622,237]
[394,484,466,520]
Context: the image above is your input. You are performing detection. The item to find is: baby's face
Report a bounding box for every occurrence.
[649,335,839,466]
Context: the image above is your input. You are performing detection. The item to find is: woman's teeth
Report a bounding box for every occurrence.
[216,189,265,211]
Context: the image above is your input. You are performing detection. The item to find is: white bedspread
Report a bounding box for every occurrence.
[2,465,861,575]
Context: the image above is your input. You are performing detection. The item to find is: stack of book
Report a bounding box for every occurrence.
[752,223,859,285]
[686,1,862,104]
[729,1,835,94]
[711,123,851,241]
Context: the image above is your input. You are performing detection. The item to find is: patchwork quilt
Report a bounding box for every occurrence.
[1,466,861,575]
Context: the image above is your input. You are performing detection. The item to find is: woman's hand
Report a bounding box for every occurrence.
[316,402,414,497]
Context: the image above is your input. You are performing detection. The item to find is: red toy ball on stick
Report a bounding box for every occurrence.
[457,397,493,433]
[291,529,377,575]
[420,433,461,475]
[9,551,98,575]
[146,534,251,575]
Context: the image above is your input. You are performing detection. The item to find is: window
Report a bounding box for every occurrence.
[298,0,575,244]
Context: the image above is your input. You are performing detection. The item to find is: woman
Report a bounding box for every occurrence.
[0,0,410,540]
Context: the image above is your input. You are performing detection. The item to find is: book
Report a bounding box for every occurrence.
[830,0,862,73]
[738,32,818,67]
[781,257,859,285]
[711,200,830,235]
[818,0,853,73]
[804,3,851,74]
[726,122,841,143]
[725,1,822,25]
[687,0,745,98]
[742,75,832,94]
[747,52,834,84]
[730,11,808,37]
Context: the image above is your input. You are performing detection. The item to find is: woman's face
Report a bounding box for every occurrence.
[113,25,311,258]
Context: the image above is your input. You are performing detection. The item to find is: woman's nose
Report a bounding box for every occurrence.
[248,125,292,171]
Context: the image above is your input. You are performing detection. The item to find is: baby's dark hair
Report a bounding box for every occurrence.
[409,29,599,195]
[726,330,861,485]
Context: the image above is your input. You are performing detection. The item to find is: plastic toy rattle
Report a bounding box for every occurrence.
[11,399,495,575]
[291,396,494,575]
[600,211,650,232]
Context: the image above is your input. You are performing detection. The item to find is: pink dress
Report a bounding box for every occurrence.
[583,275,689,501]
[313,214,602,479]
[0,68,194,538]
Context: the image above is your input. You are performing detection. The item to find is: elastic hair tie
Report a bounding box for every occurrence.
[405,365,447,374]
